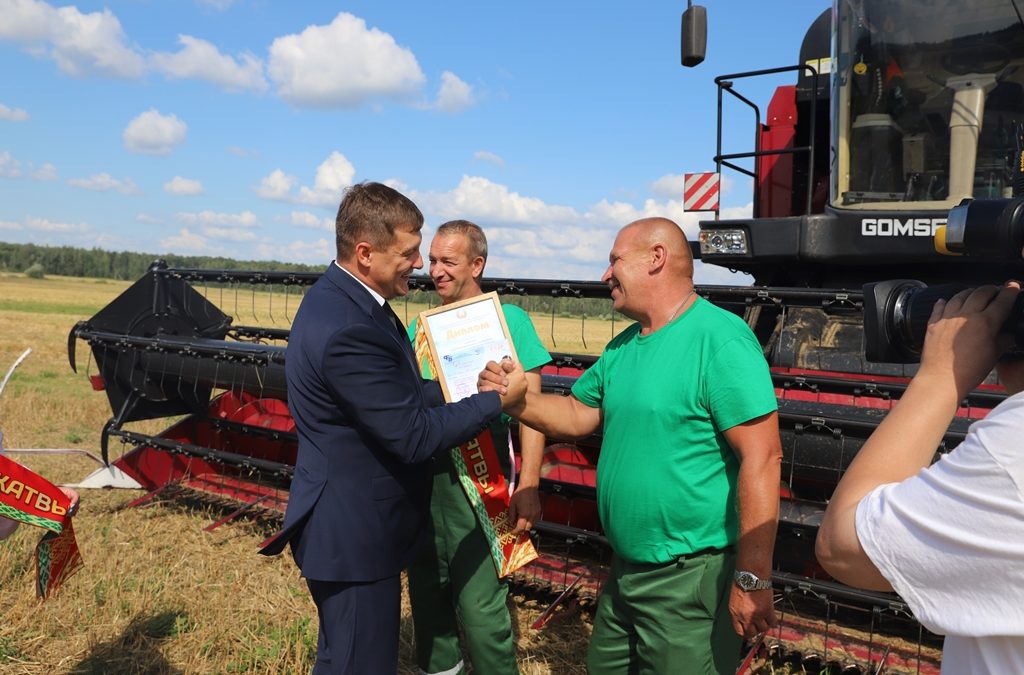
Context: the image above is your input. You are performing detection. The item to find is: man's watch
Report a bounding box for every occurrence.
[734,570,772,592]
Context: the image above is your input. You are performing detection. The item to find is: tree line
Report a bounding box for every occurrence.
[0,242,322,280]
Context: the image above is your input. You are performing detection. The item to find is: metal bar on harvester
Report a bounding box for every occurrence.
[530,573,584,630]
[0,347,32,399]
[772,570,911,613]
[735,632,767,675]
[203,494,272,533]
[123,481,179,509]
[109,428,294,478]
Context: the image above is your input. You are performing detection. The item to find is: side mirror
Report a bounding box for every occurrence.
[681,4,707,68]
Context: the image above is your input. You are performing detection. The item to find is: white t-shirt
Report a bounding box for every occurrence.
[856,391,1024,674]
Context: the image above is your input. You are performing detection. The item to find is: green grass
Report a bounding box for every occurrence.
[225,617,317,672]
[0,636,21,663]
[0,300,103,316]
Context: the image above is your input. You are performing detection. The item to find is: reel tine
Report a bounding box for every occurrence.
[268,281,276,325]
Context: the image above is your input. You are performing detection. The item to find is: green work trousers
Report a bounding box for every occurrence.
[587,549,740,675]
[407,454,519,675]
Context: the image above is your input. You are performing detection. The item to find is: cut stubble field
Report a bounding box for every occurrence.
[0,272,622,674]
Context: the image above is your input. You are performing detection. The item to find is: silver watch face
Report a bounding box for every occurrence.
[736,571,757,590]
[735,570,771,591]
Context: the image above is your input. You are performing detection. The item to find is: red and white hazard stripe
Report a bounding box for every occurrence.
[683,172,720,212]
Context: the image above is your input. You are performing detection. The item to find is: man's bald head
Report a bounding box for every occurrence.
[620,217,694,279]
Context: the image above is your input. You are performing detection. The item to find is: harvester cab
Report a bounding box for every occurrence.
[693,0,1024,288]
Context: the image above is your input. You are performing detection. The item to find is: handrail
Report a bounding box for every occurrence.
[714,64,822,217]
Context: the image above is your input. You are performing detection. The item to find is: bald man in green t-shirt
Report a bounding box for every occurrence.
[481,217,782,675]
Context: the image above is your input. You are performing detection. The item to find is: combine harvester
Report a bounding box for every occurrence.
[67,1,1024,672]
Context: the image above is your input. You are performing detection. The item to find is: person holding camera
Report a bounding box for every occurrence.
[816,281,1024,673]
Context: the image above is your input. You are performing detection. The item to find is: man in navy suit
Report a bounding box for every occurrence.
[260,182,504,674]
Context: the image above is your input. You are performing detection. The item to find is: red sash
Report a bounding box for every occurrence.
[414,321,538,577]
[0,454,83,598]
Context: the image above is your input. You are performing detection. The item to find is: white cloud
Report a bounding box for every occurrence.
[267,12,425,108]
[227,146,259,159]
[414,175,579,227]
[68,172,139,194]
[195,0,236,10]
[297,152,355,206]
[473,151,504,168]
[651,173,686,199]
[257,151,355,206]
[255,169,295,200]
[0,103,29,121]
[0,151,22,178]
[152,35,267,93]
[201,226,256,242]
[136,213,160,224]
[123,109,187,156]
[163,176,204,195]
[0,219,22,230]
[25,216,88,232]
[0,0,145,78]
[30,162,57,181]
[431,71,473,113]
[290,210,333,230]
[160,227,210,254]
[256,238,332,264]
[177,209,258,227]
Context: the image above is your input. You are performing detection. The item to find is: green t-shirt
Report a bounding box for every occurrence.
[571,296,777,564]
[408,303,551,477]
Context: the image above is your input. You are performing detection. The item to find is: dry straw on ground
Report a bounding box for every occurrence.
[0,273,604,674]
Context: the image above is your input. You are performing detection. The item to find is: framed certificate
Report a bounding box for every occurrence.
[418,291,517,403]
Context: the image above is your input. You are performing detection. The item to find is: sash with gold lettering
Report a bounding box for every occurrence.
[0,454,82,598]
[414,321,538,577]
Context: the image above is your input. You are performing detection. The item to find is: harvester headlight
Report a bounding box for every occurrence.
[698,228,748,255]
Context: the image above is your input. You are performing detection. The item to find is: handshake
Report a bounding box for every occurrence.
[477,357,528,413]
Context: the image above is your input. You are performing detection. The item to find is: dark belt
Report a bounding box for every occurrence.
[678,544,734,560]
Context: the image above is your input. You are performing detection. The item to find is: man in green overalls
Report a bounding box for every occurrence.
[406,220,551,675]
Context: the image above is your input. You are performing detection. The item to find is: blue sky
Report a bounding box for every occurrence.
[0,0,827,283]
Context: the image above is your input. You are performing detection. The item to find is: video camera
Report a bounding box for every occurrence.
[864,197,1024,363]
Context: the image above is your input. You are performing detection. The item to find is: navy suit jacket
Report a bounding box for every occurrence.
[260,262,501,582]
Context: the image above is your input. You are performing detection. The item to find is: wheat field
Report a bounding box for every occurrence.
[0,272,620,674]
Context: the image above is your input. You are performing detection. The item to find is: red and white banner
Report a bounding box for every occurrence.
[683,172,720,212]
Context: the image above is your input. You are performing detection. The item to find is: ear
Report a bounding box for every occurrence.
[354,241,374,269]
[649,243,667,272]
[471,256,485,279]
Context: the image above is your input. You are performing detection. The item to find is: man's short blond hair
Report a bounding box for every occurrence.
[436,220,488,263]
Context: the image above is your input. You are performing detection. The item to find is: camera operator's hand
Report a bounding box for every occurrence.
[920,282,1021,400]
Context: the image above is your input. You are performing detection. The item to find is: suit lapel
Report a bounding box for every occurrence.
[323,263,420,377]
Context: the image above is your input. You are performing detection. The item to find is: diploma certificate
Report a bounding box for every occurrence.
[418,292,517,402]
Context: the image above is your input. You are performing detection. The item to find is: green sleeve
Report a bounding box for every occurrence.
[570,355,604,408]
[706,334,777,431]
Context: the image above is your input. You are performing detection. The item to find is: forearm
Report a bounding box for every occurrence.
[508,391,600,440]
[516,371,546,487]
[734,450,780,577]
[517,424,544,486]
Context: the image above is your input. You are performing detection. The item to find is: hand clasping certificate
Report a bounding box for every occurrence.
[418,291,517,403]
